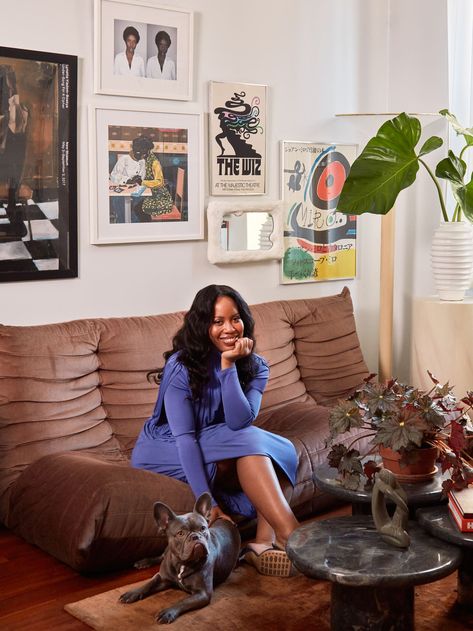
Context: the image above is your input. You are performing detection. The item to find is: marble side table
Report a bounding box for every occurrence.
[417,505,473,608]
[287,515,461,631]
[315,463,448,515]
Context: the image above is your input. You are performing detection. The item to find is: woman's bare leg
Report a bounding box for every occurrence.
[236,455,299,546]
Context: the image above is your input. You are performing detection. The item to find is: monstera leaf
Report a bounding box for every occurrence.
[439,109,473,146]
[338,112,443,215]
[436,150,473,221]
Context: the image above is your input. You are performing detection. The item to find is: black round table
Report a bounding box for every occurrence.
[315,463,449,515]
[287,515,461,631]
[417,504,473,608]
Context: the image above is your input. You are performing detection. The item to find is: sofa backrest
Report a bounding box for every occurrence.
[0,287,367,522]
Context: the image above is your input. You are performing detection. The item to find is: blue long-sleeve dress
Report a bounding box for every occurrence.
[131,350,298,517]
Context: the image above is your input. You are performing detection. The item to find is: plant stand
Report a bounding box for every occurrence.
[417,505,473,608]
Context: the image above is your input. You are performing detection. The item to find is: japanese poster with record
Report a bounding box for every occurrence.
[281,141,358,284]
[209,81,266,195]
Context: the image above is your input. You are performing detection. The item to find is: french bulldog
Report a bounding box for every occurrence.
[119,493,241,624]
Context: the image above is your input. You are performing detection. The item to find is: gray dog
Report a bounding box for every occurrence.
[119,493,241,624]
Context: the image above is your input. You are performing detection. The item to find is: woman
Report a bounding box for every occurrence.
[131,284,300,577]
[114,26,145,77]
[146,30,176,80]
[140,139,174,218]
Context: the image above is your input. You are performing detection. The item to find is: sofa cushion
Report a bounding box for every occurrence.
[252,301,312,412]
[6,451,195,572]
[288,287,368,405]
[96,312,184,455]
[0,320,122,523]
[258,400,372,516]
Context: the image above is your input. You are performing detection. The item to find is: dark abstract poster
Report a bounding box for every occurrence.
[0,46,77,282]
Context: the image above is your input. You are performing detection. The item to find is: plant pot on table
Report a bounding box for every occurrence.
[379,445,439,483]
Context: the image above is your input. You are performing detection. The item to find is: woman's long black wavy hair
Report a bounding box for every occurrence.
[164,284,257,400]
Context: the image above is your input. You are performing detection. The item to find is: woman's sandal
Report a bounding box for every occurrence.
[240,543,297,578]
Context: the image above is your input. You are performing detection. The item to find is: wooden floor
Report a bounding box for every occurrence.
[0,505,351,630]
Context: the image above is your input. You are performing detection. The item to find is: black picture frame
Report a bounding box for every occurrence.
[0,46,77,283]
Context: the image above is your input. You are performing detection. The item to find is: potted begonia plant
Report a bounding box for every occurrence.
[326,372,473,493]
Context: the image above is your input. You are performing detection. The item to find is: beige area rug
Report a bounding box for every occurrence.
[65,565,473,631]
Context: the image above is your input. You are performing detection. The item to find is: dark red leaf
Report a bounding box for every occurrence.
[449,420,466,455]
[363,459,380,483]
[441,478,454,496]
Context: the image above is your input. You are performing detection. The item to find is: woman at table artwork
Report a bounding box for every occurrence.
[131,284,300,577]
[114,26,145,77]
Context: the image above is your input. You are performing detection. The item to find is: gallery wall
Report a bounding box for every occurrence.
[0,0,449,380]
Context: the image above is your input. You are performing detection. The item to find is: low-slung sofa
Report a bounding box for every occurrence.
[0,287,369,573]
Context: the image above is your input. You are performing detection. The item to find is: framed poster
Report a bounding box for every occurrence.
[281,141,358,284]
[89,105,203,244]
[209,81,267,195]
[94,0,193,100]
[0,46,77,283]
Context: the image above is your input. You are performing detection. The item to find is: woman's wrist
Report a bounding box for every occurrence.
[221,357,236,370]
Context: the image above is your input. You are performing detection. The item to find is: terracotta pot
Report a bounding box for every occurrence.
[379,445,439,483]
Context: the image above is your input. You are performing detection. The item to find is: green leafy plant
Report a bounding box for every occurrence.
[337,110,473,222]
[326,372,473,493]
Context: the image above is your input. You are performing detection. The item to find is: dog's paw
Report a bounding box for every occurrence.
[156,607,178,624]
[119,590,144,604]
[134,555,162,569]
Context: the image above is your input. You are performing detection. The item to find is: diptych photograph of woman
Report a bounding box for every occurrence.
[131,284,300,577]
[113,22,177,81]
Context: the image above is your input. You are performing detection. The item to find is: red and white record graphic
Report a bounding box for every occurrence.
[309,150,350,210]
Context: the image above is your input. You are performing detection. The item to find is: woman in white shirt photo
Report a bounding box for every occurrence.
[114,26,145,77]
[146,30,176,81]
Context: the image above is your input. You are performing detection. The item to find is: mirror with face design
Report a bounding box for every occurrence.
[207,201,283,264]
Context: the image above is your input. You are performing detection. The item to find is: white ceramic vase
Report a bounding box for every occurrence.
[431,221,473,301]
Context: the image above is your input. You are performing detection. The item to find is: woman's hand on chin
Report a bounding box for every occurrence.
[221,337,253,367]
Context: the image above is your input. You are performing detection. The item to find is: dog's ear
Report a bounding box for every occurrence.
[194,492,212,522]
[154,502,177,532]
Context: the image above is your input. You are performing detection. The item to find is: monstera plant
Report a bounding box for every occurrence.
[337,110,473,222]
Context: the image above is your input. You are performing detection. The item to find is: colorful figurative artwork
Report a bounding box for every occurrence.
[281,141,358,284]
[107,124,188,224]
[90,106,203,244]
[209,81,266,195]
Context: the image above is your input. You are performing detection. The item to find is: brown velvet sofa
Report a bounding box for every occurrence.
[0,287,369,573]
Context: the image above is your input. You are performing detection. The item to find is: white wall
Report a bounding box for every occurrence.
[0,0,449,380]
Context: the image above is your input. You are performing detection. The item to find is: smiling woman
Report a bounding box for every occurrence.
[130,284,301,577]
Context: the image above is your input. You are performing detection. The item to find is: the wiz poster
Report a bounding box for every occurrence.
[281,141,357,284]
[209,81,266,195]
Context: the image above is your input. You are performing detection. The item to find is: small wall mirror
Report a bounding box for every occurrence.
[207,201,283,264]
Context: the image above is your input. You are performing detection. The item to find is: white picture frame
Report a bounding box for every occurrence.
[207,201,283,264]
[94,0,193,100]
[89,105,203,244]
